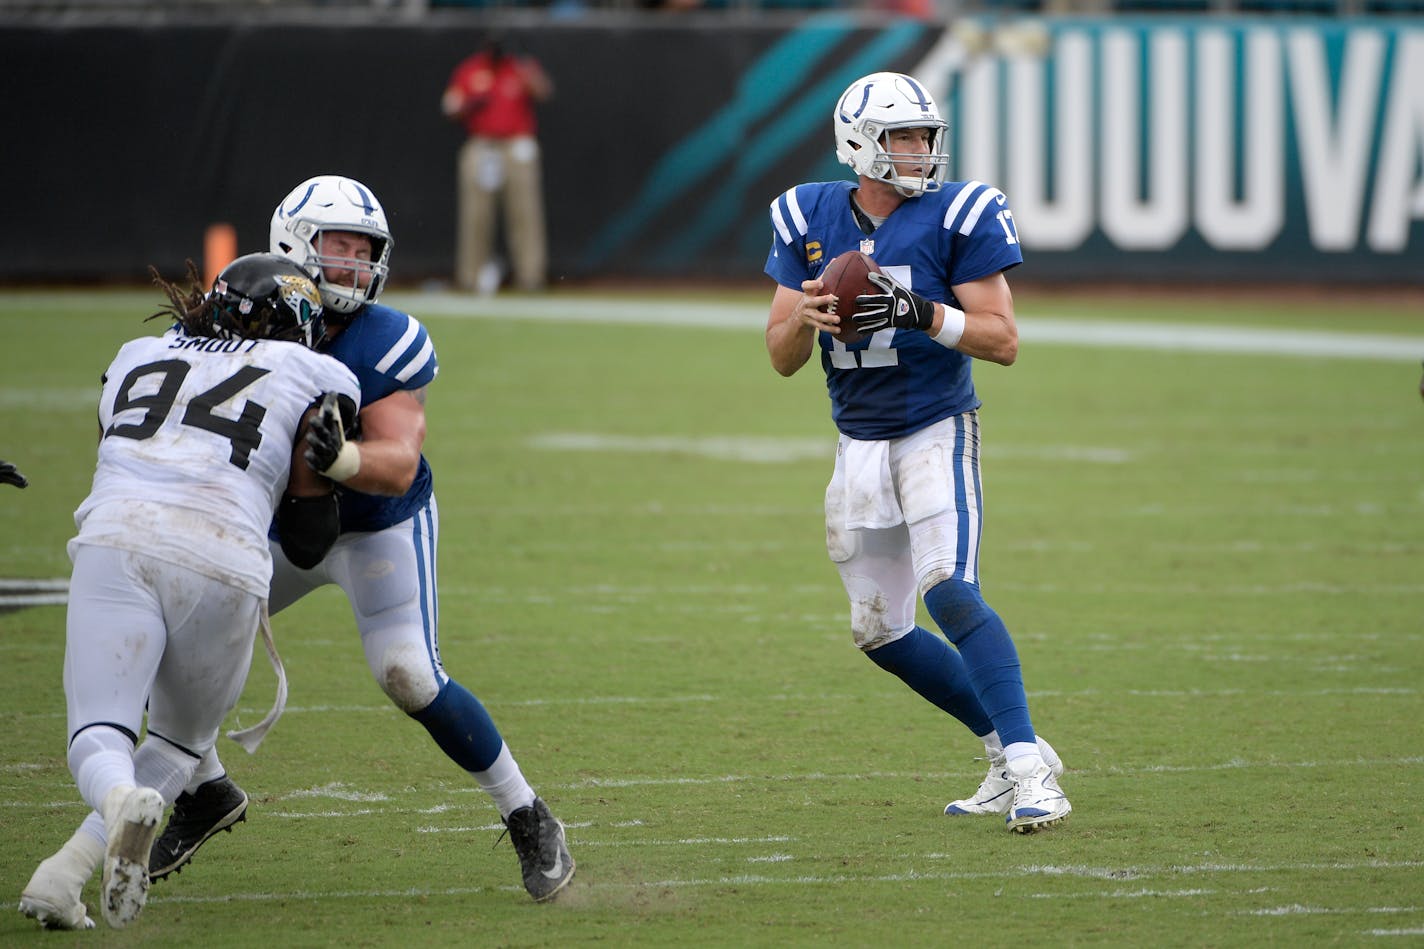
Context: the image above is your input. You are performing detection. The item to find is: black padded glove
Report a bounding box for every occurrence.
[304,393,361,482]
[852,271,935,334]
[0,459,28,489]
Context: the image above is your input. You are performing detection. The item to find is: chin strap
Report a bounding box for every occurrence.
[226,602,288,754]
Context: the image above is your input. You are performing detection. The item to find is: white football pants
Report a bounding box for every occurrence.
[824,411,984,651]
[64,544,262,796]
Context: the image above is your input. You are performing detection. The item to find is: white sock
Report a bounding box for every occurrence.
[78,811,107,849]
[35,828,105,885]
[67,727,135,816]
[184,747,226,792]
[979,730,1005,759]
[472,744,536,819]
[1004,741,1045,777]
[135,738,200,805]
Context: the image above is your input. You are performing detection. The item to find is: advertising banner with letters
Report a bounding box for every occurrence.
[923,17,1424,282]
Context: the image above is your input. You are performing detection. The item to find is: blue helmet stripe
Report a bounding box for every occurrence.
[900,75,933,115]
[349,182,377,216]
[282,182,319,217]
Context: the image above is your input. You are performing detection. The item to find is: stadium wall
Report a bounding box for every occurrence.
[2,14,1420,285]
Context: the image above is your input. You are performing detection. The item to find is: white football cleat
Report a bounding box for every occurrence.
[18,848,97,931]
[944,736,1063,817]
[1005,759,1072,834]
[100,786,164,929]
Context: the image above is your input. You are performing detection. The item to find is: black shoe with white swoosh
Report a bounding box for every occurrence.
[148,776,249,882]
[504,798,574,902]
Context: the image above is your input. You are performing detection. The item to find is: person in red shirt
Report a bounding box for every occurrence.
[442,36,554,294]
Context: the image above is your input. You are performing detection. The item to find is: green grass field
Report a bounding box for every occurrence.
[2,286,1422,947]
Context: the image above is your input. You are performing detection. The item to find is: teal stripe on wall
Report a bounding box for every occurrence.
[651,22,928,269]
[580,15,860,269]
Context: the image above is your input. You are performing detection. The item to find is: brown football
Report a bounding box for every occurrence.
[817,250,882,344]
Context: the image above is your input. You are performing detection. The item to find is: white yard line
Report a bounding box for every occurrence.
[0,578,70,610]
[141,858,1424,906]
[526,433,1138,465]
[3,687,1419,725]
[1020,319,1421,361]
[3,289,1418,360]
[11,753,1421,805]
[392,293,1423,362]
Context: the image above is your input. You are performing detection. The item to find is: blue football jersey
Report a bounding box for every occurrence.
[765,179,1023,440]
[320,302,439,533]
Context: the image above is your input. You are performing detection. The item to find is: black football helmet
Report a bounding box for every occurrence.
[208,253,325,347]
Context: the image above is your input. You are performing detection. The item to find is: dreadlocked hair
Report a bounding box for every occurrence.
[147,259,218,337]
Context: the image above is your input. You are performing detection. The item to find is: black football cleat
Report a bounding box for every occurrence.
[503,798,574,902]
[148,776,249,882]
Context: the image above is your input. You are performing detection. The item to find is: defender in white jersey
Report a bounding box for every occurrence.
[765,72,1070,833]
[148,176,574,903]
[18,255,360,930]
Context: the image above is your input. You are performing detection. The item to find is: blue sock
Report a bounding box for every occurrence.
[409,679,506,773]
[923,579,1034,747]
[866,626,994,735]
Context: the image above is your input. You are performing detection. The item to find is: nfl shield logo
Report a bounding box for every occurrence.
[860,239,875,255]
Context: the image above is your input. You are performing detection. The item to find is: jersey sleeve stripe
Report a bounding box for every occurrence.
[941,180,987,233]
[770,198,793,245]
[786,187,808,237]
[959,187,1006,236]
[394,337,435,384]
[770,186,808,246]
[373,316,422,374]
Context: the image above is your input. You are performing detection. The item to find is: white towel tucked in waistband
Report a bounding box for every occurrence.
[841,436,903,531]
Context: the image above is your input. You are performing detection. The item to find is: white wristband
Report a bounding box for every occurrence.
[931,305,966,350]
[322,442,361,482]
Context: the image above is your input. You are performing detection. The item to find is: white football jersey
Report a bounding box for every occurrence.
[72,327,360,596]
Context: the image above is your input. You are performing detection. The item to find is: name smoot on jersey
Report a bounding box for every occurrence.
[765,179,1023,441]
[73,328,360,596]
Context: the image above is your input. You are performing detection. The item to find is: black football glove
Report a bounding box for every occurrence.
[304,392,361,482]
[0,458,28,489]
[852,271,935,334]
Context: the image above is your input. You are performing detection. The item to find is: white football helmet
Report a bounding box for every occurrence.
[270,175,393,315]
[834,72,949,197]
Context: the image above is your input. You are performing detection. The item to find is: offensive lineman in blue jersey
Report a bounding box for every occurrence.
[765,73,1071,832]
[148,176,574,899]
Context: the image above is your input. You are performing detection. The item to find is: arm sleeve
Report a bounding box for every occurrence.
[275,493,340,569]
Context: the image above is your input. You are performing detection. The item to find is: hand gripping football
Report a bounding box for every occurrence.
[817,250,882,344]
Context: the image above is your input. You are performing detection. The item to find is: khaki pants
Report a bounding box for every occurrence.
[456,134,547,292]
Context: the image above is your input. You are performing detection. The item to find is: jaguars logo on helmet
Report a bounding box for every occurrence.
[274,273,323,325]
[209,253,325,347]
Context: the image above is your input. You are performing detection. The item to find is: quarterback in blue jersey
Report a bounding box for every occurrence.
[147,176,574,900]
[765,73,1070,832]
